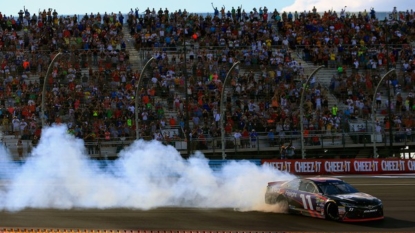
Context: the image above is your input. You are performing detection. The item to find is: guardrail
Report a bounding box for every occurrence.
[3,129,415,159]
[0,159,262,179]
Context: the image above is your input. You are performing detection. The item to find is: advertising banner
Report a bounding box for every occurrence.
[262,159,415,175]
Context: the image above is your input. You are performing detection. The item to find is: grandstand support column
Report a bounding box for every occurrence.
[220,61,240,160]
[300,65,324,159]
[183,41,191,157]
[386,44,394,155]
[41,52,62,128]
[135,57,155,140]
[371,69,396,158]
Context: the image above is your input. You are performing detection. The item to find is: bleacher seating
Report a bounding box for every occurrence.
[1,6,415,159]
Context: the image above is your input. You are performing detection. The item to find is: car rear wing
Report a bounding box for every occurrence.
[267,181,286,186]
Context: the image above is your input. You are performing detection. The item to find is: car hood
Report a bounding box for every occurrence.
[327,192,381,205]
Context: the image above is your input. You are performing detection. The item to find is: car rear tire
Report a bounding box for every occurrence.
[275,195,289,213]
[325,202,339,221]
[265,194,277,204]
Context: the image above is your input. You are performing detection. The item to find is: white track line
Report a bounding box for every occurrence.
[352,183,415,186]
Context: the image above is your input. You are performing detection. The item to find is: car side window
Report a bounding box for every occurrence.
[283,179,300,190]
[299,181,318,193]
[306,183,318,193]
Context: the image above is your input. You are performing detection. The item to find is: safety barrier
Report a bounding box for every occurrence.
[3,130,415,160]
[0,160,262,178]
[2,159,413,178]
[208,159,261,171]
[262,159,415,175]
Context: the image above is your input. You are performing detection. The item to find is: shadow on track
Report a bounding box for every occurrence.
[349,217,415,229]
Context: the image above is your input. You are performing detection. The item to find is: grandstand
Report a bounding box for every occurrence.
[0,7,415,160]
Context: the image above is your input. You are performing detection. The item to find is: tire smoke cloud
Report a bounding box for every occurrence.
[0,125,294,212]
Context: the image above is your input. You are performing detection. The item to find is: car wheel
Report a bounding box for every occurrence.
[265,195,276,205]
[325,202,339,221]
[275,195,289,213]
[265,194,277,204]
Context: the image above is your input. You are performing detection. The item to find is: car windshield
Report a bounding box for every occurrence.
[316,181,359,195]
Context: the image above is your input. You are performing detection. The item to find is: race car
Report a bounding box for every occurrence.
[265,177,384,222]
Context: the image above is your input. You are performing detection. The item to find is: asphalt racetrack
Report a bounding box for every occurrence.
[1,176,415,232]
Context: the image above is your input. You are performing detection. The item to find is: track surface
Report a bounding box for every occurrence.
[1,177,415,232]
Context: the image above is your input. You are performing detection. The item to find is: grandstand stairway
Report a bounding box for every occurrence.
[0,134,32,160]
[293,48,413,149]
[122,25,143,71]
[291,51,343,111]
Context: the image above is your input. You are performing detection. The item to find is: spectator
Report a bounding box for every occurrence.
[285,142,295,158]
[233,129,242,148]
[267,129,275,146]
[280,144,287,159]
[0,5,414,156]
[12,116,20,138]
[249,129,258,148]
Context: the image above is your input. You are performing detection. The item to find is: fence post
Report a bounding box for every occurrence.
[212,138,216,155]
[257,136,259,154]
[342,131,346,148]
[234,137,237,153]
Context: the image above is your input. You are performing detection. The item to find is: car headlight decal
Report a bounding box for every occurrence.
[340,201,357,208]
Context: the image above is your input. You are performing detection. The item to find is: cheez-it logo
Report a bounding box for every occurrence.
[264,159,415,175]
[266,161,292,172]
[294,161,322,173]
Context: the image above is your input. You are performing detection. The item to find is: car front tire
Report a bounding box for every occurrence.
[325,202,340,221]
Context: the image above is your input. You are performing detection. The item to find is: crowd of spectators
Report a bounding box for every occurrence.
[125,5,415,150]
[0,8,143,148]
[0,5,415,154]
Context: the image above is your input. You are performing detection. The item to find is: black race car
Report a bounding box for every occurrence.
[265,177,384,222]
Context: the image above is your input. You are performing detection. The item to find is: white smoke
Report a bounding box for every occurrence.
[0,138,18,180]
[0,125,294,212]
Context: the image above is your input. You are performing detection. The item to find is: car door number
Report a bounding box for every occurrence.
[300,194,314,210]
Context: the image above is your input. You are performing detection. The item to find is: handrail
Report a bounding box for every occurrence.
[2,129,404,143]
[79,130,415,158]
[3,127,414,160]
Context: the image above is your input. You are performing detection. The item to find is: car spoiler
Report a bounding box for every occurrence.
[267,181,286,186]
